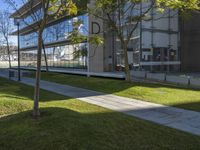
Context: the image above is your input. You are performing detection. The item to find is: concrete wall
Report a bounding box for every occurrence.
[180,12,200,72]
[190,78,200,88]
[131,71,146,78]
[88,2,104,73]
[87,5,200,73]
[166,75,189,85]
[147,73,166,81]
[103,29,115,72]
[131,71,200,88]
[88,1,114,73]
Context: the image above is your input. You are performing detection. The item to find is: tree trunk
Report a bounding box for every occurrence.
[53,47,56,67]
[33,31,43,117]
[6,40,11,69]
[42,40,49,72]
[123,43,131,81]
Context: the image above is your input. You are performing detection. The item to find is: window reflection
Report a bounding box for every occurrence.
[20,14,88,49]
[20,43,88,69]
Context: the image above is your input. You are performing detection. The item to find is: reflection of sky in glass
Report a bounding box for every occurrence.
[19,9,43,29]
[19,42,88,69]
[20,14,88,49]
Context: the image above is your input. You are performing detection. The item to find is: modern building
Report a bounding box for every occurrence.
[10,0,88,70]
[180,12,200,72]
[0,46,17,68]
[8,0,200,76]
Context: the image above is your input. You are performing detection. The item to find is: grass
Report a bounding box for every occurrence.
[1,77,200,149]
[30,72,200,112]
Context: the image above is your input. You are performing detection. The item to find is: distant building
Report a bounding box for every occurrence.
[0,46,17,61]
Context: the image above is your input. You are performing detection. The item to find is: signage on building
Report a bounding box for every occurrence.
[91,22,101,34]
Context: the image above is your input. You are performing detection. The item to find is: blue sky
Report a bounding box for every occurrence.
[0,1,13,12]
[0,0,19,45]
[0,0,22,12]
[0,1,8,10]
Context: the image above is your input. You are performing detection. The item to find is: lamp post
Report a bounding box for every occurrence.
[14,18,21,81]
[87,42,90,77]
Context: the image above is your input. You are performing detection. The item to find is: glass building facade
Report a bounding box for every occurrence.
[9,1,180,73]
[19,43,87,69]
[18,14,88,69]
[19,9,43,30]
[114,3,180,72]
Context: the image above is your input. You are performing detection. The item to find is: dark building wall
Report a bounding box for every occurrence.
[180,12,200,72]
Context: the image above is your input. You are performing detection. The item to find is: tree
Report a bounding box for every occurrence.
[0,11,14,69]
[8,0,78,117]
[89,0,200,81]
[33,0,77,117]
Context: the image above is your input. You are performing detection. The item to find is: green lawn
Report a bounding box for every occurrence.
[1,77,200,149]
[32,72,200,112]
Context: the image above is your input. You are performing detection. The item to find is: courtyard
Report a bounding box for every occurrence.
[1,76,200,149]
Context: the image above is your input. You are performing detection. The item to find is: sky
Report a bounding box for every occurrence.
[0,0,17,45]
[0,0,23,12]
[0,0,23,45]
[1,1,13,12]
[0,1,9,11]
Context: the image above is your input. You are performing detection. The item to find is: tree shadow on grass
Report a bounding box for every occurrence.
[30,73,200,109]
[39,72,200,93]
[172,101,200,112]
[0,77,69,102]
[1,107,200,150]
[2,74,200,113]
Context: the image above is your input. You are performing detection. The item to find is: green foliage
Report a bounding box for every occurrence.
[73,45,87,59]
[48,0,78,18]
[75,0,88,13]
[157,0,200,11]
[89,0,200,81]
[67,19,87,44]
[94,0,200,12]
[88,35,104,46]
[67,19,103,49]
[91,0,200,37]
[156,0,200,17]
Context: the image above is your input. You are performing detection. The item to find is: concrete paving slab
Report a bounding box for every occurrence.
[1,72,200,136]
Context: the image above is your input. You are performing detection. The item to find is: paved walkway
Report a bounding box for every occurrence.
[1,71,200,136]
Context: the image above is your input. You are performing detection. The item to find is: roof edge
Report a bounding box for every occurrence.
[10,0,41,18]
